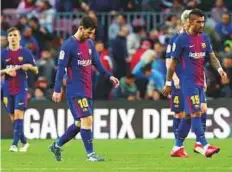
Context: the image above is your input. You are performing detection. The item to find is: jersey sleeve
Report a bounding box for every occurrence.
[54,40,71,93]
[88,39,112,79]
[205,34,213,54]
[166,35,177,58]
[1,51,6,69]
[171,36,183,61]
[24,49,36,66]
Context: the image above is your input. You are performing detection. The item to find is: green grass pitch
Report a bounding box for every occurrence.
[1,139,232,172]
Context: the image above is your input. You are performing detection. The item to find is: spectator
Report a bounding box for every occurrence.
[28,16,52,50]
[95,41,113,100]
[31,87,48,101]
[130,40,151,72]
[165,0,185,17]
[127,26,147,57]
[148,29,160,45]
[87,10,105,42]
[15,15,28,32]
[215,12,232,41]
[165,15,180,35]
[211,0,228,23]
[0,32,8,48]
[108,14,132,45]
[16,0,36,15]
[114,74,138,100]
[20,26,40,58]
[111,25,129,79]
[37,49,56,87]
[36,0,56,33]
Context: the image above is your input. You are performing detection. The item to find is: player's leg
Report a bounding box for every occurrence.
[194,90,207,154]
[50,98,81,162]
[77,97,104,161]
[3,95,18,152]
[188,87,219,157]
[14,91,29,152]
[171,89,185,139]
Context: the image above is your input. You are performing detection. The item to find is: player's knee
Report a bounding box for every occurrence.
[201,103,207,113]
[175,112,185,118]
[81,116,93,129]
[14,110,24,120]
[191,112,201,118]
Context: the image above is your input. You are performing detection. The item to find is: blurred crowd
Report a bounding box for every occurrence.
[1,0,232,102]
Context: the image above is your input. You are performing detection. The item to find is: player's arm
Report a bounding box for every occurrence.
[206,35,227,80]
[90,40,119,88]
[162,37,182,96]
[54,44,70,94]
[165,37,180,88]
[22,50,38,74]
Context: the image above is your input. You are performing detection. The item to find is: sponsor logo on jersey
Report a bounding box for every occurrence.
[77,59,92,67]
[18,56,23,61]
[6,65,21,69]
[189,52,206,59]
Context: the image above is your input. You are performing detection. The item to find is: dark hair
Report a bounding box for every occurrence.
[30,16,39,23]
[7,27,19,34]
[189,8,204,18]
[79,16,97,29]
[126,74,135,79]
[141,63,152,73]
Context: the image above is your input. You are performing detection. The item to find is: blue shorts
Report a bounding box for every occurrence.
[67,96,93,120]
[2,91,28,114]
[182,86,205,114]
[170,87,184,113]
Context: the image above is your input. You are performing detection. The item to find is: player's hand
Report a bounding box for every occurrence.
[110,76,120,88]
[52,92,62,103]
[5,68,17,77]
[162,85,172,97]
[219,70,228,82]
[22,64,33,71]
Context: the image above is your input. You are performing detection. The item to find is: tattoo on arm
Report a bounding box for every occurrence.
[209,53,222,70]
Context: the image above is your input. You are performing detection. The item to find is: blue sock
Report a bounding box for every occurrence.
[201,113,207,132]
[192,117,208,146]
[196,113,207,143]
[56,124,80,147]
[173,117,181,139]
[12,120,23,146]
[176,117,191,147]
[80,128,93,154]
[20,121,27,144]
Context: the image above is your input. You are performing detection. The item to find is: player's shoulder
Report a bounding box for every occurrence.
[87,38,94,46]
[1,48,8,56]
[202,32,210,39]
[62,36,76,48]
[20,47,33,54]
[173,32,187,42]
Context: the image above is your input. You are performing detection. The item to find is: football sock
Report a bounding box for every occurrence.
[12,119,23,146]
[56,124,80,147]
[176,117,191,147]
[192,117,208,146]
[173,117,181,140]
[80,128,93,154]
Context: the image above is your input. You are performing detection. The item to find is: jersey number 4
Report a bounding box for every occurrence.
[174,96,179,104]
[78,98,89,108]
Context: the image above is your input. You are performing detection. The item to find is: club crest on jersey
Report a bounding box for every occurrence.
[18,56,23,61]
[88,49,92,55]
[201,43,206,49]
